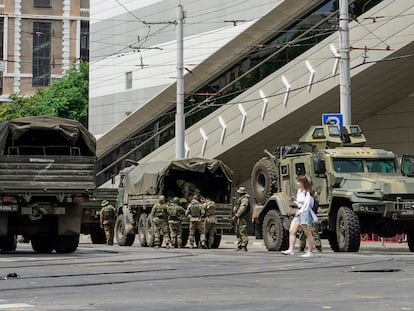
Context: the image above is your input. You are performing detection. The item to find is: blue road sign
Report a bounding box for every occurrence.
[322,113,343,131]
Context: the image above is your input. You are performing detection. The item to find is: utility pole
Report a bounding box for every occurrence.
[175,4,185,159]
[339,0,351,126]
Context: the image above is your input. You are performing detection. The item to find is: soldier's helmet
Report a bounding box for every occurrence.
[101,200,109,207]
[192,194,199,200]
[237,186,247,194]
[172,197,180,204]
[158,195,166,203]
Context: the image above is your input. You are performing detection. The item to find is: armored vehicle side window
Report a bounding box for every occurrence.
[333,159,363,173]
[295,163,306,176]
[312,128,325,139]
[367,159,396,173]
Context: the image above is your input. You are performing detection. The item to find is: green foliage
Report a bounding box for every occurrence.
[0,62,89,126]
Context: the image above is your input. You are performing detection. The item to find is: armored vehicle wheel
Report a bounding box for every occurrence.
[251,158,277,203]
[145,215,155,247]
[211,233,221,249]
[115,215,135,246]
[327,231,340,252]
[90,228,106,244]
[0,235,17,252]
[408,232,414,252]
[138,214,148,247]
[336,206,360,252]
[31,235,55,253]
[55,235,79,253]
[262,209,288,251]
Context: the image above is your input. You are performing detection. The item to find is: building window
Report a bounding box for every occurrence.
[32,22,51,87]
[80,21,89,62]
[34,0,51,8]
[126,72,132,89]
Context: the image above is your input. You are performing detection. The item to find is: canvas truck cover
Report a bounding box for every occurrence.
[0,116,96,155]
[124,157,233,195]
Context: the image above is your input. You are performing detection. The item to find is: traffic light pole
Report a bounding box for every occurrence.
[339,0,351,126]
[175,4,185,159]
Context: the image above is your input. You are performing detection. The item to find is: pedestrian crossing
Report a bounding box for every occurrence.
[0,300,34,309]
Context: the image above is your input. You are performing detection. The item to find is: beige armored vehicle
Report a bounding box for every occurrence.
[0,116,96,253]
[115,157,233,248]
[251,124,414,252]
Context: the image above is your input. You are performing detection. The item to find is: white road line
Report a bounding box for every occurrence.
[0,303,34,309]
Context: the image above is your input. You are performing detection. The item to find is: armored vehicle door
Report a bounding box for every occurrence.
[279,154,314,198]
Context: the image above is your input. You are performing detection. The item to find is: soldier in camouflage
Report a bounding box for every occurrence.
[299,224,322,252]
[167,197,186,248]
[99,200,117,245]
[232,186,250,251]
[202,197,217,249]
[185,194,206,249]
[151,195,171,249]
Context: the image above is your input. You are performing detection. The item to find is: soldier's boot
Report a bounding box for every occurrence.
[240,246,248,252]
[316,245,322,252]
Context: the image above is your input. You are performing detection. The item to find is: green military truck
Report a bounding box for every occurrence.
[0,116,96,253]
[80,187,118,244]
[115,157,233,248]
[251,124,414,252]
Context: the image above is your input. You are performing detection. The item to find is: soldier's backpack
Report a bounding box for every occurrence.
[189,202,201,217]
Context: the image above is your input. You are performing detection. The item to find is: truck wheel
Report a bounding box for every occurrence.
[145,215,155,247]
[407,232,414,252]
[327,231,340,252]
[251,158,277,203]
[138,214,148,247]
[115,215,135,246]
[0,235,17,252]
[336,206,360,252]
[262,209,288,251]
[181,228,189,248]
[55,235,79,253]
[90,228,106,244]
[31,235,55,253]
[211,233,221,249]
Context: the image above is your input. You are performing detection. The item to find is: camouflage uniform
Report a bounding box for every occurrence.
[99,200,116,245]
[167,197,186,248]
[151,195,171,248]
[185,195,206,248]
[202,198,216,249]
[176,179,200,203]
[233,187,250,251]
[299,223,322,252]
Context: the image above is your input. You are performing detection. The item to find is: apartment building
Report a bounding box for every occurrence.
[0,0,89,101]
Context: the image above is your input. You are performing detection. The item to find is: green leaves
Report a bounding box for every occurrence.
[0,62,89,127]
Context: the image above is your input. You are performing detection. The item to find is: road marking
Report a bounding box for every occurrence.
[0,303,34,309]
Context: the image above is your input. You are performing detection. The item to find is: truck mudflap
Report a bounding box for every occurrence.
[352,201,414,219]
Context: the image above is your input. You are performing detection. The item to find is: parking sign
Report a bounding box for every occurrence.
[322,113,343,132]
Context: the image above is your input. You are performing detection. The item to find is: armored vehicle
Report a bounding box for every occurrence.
[115,157,233,248]
[80,187,118,244]
[251,124,414,252]
[0,116,96,253]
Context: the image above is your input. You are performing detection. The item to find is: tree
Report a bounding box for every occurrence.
[0,62,89,127]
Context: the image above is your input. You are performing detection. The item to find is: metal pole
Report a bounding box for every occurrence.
[339,0,351,126]
[175,4,185,159]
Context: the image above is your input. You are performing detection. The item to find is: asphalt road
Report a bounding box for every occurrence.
[0,235,413,311]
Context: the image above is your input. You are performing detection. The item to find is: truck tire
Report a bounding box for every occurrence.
[115,215,135,246]
[211,233,221,249]
[55,235,79,253]
[327,231,340,252]
[181,228,189,248]
[0,235,17,252]
[408,232,414,252]
[145,215,155,247]
[90,228,106,244]
[262,209,288,251]
[251,158,277,203]
[138,214,148,247]
[31,235,55,253]
[336,206,360,252]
